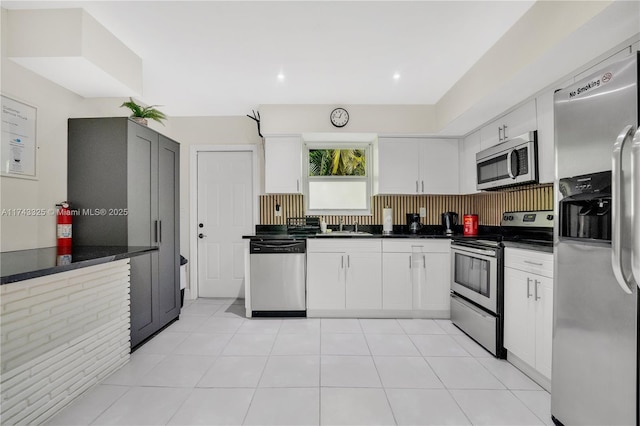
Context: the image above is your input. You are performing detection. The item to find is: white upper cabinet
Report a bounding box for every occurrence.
[377,138,421,194]
[264,136,302,194]
[458,130,481,194]
[480,100,537,150]
[378,137,459,194]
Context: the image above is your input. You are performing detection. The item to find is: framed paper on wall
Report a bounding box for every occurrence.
[1,95,37,180]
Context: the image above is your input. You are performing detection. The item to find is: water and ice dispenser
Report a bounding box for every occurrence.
[559,171,612,241]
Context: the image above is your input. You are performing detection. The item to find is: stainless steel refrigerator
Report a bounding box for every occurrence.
[553,51,640,425]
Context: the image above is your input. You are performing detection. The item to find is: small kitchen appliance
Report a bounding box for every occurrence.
[441,212,458,235]
[406,213,422,234]
[476,131,538,190]
[463,214,478,236]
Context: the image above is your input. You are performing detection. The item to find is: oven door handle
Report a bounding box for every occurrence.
[451,245,497,258]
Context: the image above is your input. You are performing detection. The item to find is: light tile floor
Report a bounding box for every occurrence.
[47,298,552,426]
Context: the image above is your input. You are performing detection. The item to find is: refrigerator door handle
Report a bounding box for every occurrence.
[611,125,634,294]
[632,127,640,287]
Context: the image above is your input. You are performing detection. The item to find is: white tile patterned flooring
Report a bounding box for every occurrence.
[47,298,552,426]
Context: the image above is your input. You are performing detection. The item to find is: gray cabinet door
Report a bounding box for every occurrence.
[157,135,180,327]
[127,122,158,247]
[130,252,159,348]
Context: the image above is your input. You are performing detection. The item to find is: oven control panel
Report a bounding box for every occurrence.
[501,210,554,227]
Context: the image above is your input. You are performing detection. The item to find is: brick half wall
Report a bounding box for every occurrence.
[0,260,131,425]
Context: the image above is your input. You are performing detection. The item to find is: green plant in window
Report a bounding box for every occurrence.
[309,149,366,176]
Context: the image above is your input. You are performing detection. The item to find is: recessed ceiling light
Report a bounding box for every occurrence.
[393,73,401,81]
[277,72,285,81]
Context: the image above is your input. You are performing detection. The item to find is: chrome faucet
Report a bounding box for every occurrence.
[339,218,344,232]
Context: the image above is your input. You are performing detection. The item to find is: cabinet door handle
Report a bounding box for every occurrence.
[409,256,412,269]
[423,254,426,269]
[498,126,503,141]
[534,279,541,301]
[341,255,344,269]
[347,255,350,268]
[524,260,543,266]
[503,124,508,139]
[155,220,161,244]
[421,181,424,193]
[415,180,419,193]
[159,220,162,243]
[297,179,300,192]
[526,277,532,298]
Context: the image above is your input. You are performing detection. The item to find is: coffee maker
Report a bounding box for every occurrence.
[406,213,422,234]
[442,212,458,235]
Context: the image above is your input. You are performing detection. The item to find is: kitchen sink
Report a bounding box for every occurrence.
[316,231,374,237]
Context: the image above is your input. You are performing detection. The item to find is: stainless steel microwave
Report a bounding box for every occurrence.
[476,131,538,190]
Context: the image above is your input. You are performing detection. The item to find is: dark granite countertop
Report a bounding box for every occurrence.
[1,246,158,284]
[244,224,459,240]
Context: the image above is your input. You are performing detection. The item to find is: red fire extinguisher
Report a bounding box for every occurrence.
[56,202,72,248]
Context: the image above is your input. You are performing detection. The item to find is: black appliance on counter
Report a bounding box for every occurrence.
[442,212,459,235]
[450,210,554,358]
[406,213,422,234]
[286,216,321,235]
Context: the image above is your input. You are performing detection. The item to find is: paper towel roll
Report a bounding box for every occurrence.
[383,208,393,234]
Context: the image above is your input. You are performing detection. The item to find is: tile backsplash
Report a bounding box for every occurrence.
[259,183,553,226]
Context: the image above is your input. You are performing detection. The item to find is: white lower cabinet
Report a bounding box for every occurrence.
[503,247,553,380]
[345,252,382,309]
[382,240,450,316]
[306,252,346,310]
[307,238,450,317]
[306,239,381,312]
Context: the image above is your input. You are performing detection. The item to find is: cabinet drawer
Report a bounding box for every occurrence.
[382,239,450,253]
[504,247,553,278]
[308,239,381,253]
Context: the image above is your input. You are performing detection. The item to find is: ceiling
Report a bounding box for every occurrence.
[2,1,537,117]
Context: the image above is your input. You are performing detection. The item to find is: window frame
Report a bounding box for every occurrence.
[303,141,373,216]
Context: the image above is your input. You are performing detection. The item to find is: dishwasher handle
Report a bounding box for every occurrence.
[250,240,306,254]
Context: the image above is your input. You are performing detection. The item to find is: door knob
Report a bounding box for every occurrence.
[198,233,206,239]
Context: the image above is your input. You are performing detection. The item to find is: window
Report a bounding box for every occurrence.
[303,141,373,216]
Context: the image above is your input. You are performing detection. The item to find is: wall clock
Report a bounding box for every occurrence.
[330,108,349,128]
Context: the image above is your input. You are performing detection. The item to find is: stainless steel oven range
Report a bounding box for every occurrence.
[450,238,505,358]
[450,210,554,358]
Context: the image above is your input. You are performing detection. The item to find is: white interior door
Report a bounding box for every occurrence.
[197,151,253,298]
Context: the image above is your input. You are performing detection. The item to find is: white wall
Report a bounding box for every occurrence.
[260,104,437,136]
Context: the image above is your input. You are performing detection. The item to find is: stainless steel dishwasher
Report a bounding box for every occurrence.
[249,239,306,317]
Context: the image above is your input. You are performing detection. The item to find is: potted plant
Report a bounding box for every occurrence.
[120,97,167,126]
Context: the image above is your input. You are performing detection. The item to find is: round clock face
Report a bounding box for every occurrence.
[330,108,349,127]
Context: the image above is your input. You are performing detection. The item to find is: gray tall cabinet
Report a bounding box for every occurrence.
[68,117,180,348]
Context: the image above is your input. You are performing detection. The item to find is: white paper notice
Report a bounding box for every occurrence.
[1,96,37,178]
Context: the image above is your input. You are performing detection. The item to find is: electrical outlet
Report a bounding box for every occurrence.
[419,207,426,218]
